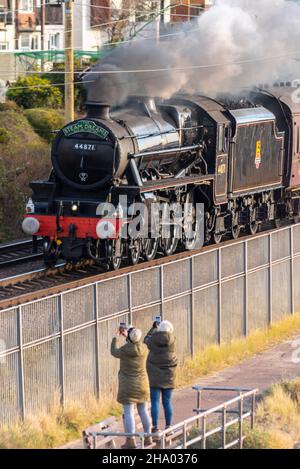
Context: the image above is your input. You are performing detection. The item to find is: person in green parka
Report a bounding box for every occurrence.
[144,320,178,432]
[111,325,152,449]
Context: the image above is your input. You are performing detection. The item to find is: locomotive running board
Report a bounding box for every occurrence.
[113,175,214,195]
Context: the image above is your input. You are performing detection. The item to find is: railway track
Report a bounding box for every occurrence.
[0,238,43,267]
[0,223,285,311]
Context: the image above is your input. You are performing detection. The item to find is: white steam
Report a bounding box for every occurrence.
[84,0,300,103]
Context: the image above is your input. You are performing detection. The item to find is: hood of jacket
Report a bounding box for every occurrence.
[150,331,175,347]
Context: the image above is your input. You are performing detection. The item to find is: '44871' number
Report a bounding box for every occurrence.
[73,143,96,151]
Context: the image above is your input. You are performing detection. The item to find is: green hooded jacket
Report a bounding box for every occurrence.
[110,337,150,405]
[144,328,178,389]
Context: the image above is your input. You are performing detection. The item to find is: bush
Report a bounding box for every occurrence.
[6,75,62,109]
[24,108,65,142]
[0,106,50,241]
[0,128,11,144]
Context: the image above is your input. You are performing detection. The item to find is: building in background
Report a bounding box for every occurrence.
[0,0,14,50]
[0,0,214,81]
[170,0,213,23]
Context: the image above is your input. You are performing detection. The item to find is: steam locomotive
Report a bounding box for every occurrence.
[22,87,300,268]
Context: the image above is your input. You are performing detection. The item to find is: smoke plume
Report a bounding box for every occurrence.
[84,0,300,103]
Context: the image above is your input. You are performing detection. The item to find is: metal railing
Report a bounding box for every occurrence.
[86,386,258,449]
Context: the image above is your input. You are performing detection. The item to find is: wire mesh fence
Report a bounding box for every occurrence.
[0,224,298,424]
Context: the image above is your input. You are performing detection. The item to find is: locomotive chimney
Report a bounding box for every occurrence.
[86,101,110,120]
[142,97,157,114]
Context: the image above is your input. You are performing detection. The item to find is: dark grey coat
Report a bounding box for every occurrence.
[144,328,178,389]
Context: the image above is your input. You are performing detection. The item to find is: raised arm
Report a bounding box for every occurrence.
[144,327,156,347]
[110,337,122,358]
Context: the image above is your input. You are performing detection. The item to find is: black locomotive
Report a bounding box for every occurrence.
[22,87,300,268]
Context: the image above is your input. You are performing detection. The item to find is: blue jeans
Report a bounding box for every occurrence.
[123,403,151,434]
[150,387,173,428]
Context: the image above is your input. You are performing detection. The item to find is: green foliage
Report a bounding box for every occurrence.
[24,108,65,142]
[6,75,62,109]
[0,128,11,144]
[0,106,50,241]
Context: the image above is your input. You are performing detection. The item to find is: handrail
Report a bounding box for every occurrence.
[86,386,258,449]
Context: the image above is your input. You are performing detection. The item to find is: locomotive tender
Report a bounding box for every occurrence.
[22,88,300,268]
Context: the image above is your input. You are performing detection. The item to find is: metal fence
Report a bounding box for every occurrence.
[86,386,258,449]
[0,224,299,425]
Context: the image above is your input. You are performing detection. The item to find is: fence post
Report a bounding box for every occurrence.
[128,274,133,325]
[268,233,273,325]
[160,265,164,319]
[218,249,222,344]
[222,406,227,449]
[290,226,295,315]
[239,396,244,449]
[190,257,194,358]
[244,240,248,336]
[201,415,207,449]
[58,294,65,406]
[93,283,101,399]
[17,305,25,420]
[251,392,256,429]
[183,423,187,449]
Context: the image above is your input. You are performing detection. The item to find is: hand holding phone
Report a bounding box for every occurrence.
[153,316,161,328]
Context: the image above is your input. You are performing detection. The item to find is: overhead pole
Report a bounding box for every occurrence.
[41,0,45,71]
[64,0,74,124]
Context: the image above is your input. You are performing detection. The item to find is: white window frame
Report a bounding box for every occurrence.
[19,0,34,13]
[19,33,34,50]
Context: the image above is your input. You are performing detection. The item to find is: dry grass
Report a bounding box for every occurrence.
[177,312,300,386]
[245,378,300,449]
[1,313,300,449]
[189,378,300,449]
[0,395,121,449]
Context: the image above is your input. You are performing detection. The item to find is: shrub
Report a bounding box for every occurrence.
[0,106,50,241]
[0,128,11,144]
[24,108,65,142]
[6,75,62,109]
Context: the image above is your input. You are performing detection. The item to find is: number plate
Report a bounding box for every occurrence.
[73,143,97,151]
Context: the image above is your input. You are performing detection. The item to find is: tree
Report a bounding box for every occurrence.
[105,0,159,44]
[6,75,62,109]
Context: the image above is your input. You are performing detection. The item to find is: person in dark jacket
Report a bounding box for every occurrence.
[111,326,152,449]
[144,320,178,432]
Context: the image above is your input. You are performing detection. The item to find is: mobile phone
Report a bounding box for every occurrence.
[119,322,127,330]
[154,316,161,325]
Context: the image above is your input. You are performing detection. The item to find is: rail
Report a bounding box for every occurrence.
[0,237,43,267]
[0,223,292,309]
[86,387,258,450]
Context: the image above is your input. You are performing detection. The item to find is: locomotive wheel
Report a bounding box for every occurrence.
[293,215,300,225]
[143,238,159,262]
[184,191,202,251]
[43,238,60,268]
[161,237,178,256]
[213,232,223,244]
[129,239,141,266]
[161,224,179,256]
[249,221,259,235]
[232,225,240,240]
[109,239,123,271]
[274,218,283,229]
[231,212,240,240]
